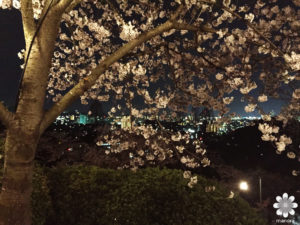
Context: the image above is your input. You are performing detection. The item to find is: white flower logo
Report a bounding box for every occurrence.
[273,193,298,218]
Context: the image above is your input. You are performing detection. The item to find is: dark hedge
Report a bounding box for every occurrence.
[0,137,266,225]
[45,166,267,225]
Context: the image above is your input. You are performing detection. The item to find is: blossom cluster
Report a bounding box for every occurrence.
[95,123,209,186]
[258,123,293,154]
[1,0,298,164]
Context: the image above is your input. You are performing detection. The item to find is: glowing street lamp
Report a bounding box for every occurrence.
[239,181,249,191]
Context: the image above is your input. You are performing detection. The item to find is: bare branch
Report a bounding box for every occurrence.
[173,21,216,33]
[40,6,185,133]
[170,4,184,20]
[54,0,83,14]
[0,101,13,128]
[199,53,226,71]
[40,0,55,19]
[64,0,83,13]
[21,0,36,46]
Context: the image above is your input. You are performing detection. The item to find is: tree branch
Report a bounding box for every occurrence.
[40,0,55,19]
[155,117,203,165]
[21,0,36,47]
[40,5,185,133]
[173,21,216,33]
[199,0,285,56]
[221,5,285,56]
[0,101,13,128]
[54,0,83,14]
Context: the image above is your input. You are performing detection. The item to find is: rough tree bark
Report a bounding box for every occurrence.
[0,124,39,225]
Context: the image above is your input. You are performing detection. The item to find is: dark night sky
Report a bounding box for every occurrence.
[0,9,285,116]
[0,9,23,110]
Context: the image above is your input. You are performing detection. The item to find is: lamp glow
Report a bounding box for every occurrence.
[239,181,249,191]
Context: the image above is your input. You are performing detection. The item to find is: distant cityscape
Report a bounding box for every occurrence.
[54,110,267,136]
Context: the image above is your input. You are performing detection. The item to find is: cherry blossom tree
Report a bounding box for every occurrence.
[0,0,299,224]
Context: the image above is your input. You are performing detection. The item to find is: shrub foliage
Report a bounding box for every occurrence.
[0,138,266,225]
[46,166,266,225]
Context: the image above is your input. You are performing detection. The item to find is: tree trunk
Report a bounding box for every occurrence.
[0,123,39,225]
[0,4,64,225]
